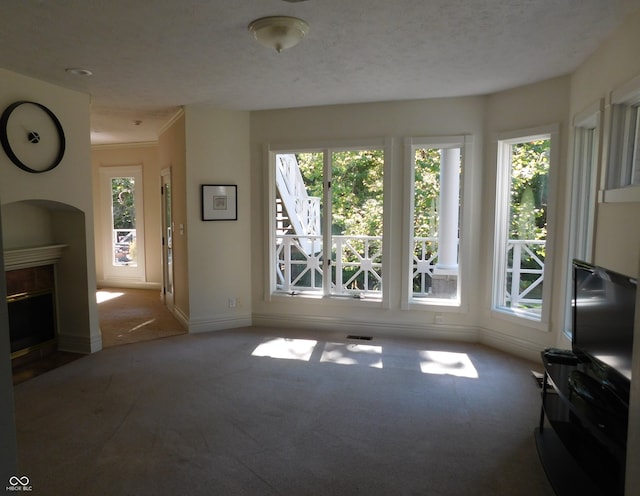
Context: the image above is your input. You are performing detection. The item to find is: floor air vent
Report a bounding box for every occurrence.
[346,335,373,341]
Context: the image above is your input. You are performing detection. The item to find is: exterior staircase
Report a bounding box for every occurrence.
[275,154,321,255]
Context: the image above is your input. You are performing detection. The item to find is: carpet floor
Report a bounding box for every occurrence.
[13,327,555,496]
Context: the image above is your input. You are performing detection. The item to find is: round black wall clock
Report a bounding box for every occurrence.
[0,100,66,173]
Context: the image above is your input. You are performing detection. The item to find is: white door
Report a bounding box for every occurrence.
[100,165,146,284]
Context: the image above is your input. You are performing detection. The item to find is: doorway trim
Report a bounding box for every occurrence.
[161,167,174,310]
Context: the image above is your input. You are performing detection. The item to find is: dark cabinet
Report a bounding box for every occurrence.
[535,349,628,496]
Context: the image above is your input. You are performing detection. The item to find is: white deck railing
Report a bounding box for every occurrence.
[275,234,382,295]
[504,239,545,312]
[113,228,136,266]
[276,234,545,307]
[411,236,440,296]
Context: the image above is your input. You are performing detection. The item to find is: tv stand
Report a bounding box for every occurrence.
[535,349,627,496]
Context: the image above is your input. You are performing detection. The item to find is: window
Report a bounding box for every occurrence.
[271,143,386,299]
[405,136,467,305]
[493,127,556,322]
[100,165,145,282]
[605,74,640,201]
[564,105,601,337]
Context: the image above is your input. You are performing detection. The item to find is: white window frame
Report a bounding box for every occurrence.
[492,125,559,328]
[266,139,392,306]
[563,102,602,337]
[402,135,472,309]
[99,165,146,284]
[603,73,640,202]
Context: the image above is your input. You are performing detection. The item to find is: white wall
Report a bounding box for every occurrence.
[0,70,92,210]
[0,69,101,353]
[158,113,190,323]
[0,202,53,249]
[184,105,252,332]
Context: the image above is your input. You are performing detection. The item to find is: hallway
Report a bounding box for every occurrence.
[97,287,186,348]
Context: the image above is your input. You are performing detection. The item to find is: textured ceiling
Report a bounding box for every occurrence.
[0,0,639,144]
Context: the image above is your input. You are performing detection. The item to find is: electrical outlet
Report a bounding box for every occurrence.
[228,297,237,308]
[435,313,444,325]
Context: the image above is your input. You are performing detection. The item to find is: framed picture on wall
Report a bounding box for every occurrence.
[201,184,237,221]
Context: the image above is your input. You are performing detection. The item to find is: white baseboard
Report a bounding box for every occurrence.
[189,313,252,334]
[478,326,545,363]
[252,312,479,342]
[97,279,162,290]
[252,313,545,362]
[171,305,189,330]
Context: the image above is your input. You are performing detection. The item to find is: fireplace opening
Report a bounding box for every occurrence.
[5,263,58,359]
[8,290,56,354]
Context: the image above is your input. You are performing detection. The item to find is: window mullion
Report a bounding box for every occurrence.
[322,150,332,296]
[632,107,640,185]
[493,142,511,309]
[621,106,636,185]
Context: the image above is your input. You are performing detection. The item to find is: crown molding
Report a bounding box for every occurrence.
[158,107,185,137]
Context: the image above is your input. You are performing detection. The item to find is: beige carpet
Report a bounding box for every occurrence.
[97,287,186,348]
[13,327,555,496]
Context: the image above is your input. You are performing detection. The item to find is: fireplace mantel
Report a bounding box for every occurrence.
[4,244,68,271]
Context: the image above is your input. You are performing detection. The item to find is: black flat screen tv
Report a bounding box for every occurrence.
[572,260,637,383]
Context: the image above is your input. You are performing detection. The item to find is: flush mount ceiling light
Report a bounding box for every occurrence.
[65,67,93,76]
[248,16,310,53]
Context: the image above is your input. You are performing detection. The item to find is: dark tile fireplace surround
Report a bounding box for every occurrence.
[4,245,66,367]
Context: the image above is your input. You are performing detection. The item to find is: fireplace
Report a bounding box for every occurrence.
[4,245,66,359]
